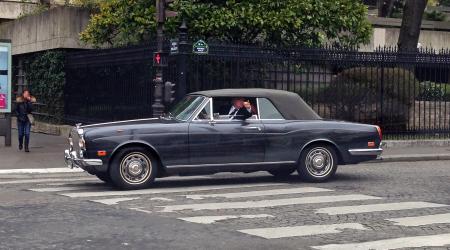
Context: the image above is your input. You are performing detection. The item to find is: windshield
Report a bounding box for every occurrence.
[169,95,206,121]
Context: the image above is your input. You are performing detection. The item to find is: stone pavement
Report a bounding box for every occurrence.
[0,130,450,170]
[0,130,67,169]
[0,160,450,249]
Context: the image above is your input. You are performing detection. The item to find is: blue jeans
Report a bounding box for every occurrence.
[17,120,31,147]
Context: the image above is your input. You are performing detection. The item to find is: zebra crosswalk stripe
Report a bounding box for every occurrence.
[59,183,283,198]
[184,187,333,200]
[179,214,274,224]
[387,213,450,227]
[158,194,381,212]
[0,177,95,185]
[239,223,368,239]
[312,233,450,250]
[316,201,448,215]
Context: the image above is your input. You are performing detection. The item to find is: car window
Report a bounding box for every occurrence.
[257,98,284,119]
[169,95,206,121]
[212,97,258,121]
[194,99,212,120]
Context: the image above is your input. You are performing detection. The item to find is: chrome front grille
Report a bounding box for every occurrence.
[70,128,81,157]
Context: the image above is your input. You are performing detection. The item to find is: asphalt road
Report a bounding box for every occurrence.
[1,160,450,250]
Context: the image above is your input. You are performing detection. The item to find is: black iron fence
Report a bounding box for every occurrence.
[65,42,450,138]
[65,45,156,123]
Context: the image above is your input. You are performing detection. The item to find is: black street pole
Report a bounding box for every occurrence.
[176,19,188,101]
[152,0,165,118]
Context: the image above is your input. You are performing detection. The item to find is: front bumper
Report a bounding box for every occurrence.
[64,149,103,169]
[348,148,383,156]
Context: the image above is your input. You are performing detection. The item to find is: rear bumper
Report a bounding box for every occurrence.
[64,149,103,169]
[348,148,383,156]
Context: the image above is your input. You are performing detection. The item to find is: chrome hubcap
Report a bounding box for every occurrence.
[305,147,333,178]
[120,153,151,185]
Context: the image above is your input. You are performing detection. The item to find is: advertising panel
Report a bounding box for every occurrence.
[0,42,12,113]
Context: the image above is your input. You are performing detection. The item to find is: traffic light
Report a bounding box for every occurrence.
[156,0,178,23]
[164,81,176,104]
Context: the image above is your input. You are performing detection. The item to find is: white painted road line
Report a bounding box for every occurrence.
[387,213,450,227]
[150,197,174,202]
[312,233,450,250]
[158,194,381,212]
[179,214,274,224]
[184,187,333,200]
[239,223,368,239]
[0,168,83,174]
[90,197,140,205]
[0,177,96,185]
[59,183,283,198]
[28,186,104,192]
[316,201,448,215]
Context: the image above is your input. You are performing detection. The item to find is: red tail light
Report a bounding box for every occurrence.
[375,126,382,140]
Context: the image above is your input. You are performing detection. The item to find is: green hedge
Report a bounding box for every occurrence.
[24,51,65,123]
[321,67,419,129]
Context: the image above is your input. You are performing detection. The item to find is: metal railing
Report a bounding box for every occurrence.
[65,43,450,138]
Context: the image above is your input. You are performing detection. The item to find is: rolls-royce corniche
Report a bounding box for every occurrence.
[64,89,382,189]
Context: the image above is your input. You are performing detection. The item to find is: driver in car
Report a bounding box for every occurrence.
[225,98,252,120]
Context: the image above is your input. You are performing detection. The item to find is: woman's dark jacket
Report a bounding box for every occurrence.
[15,96,36,123]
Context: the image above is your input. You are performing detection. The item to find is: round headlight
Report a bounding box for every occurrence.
[79,138,86,149]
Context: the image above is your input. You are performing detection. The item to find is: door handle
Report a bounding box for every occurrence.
[245,126,262,131]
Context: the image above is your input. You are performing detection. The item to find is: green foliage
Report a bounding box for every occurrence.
[24,51,66,123]
[418,81,450,101]
[441,0,450,6]
[322,67,419,128]
[71,0,103,9]
[424,10,447,21]
[18,4,49,19]
[80,0,372,48]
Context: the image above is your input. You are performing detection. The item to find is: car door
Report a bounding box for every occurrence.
[188,98,265,165]
[257,97,298,162]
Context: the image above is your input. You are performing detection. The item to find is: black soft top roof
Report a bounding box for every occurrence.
[191,88,321,120]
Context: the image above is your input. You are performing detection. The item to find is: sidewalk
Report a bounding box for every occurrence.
[0,130,68,169]
[1,131,450,171]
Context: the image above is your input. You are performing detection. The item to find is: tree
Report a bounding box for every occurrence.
[397,0,428,52]
[80,0,372,48]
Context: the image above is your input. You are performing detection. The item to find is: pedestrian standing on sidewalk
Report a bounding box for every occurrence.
[15,89,36,152]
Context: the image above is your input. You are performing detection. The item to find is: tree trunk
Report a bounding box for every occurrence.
[397,0,428,52]
[378,0,396,17]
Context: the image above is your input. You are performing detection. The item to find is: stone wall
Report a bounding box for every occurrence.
[0,6,92,55]
[363,17,450,51]
[0,1,38,21]
[409,101,450,130]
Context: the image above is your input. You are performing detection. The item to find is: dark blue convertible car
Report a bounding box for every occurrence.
[65,89,382,189]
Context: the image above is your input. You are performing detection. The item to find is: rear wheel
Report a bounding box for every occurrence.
[109,147,158,190]
[297,144,338,182]
[268,168,296,178]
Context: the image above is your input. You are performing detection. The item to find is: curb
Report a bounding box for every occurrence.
[370,153,450,163]
[383,140,450,148]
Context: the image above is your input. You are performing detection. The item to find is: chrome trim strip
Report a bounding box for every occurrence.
[81,118,159,128]
[167,161,296,168]
[348,148,383,156]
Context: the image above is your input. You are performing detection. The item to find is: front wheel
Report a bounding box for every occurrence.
[297,144,338,182]
[109,147,158,190]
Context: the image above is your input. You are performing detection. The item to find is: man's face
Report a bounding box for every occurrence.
[232,99,244,108]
